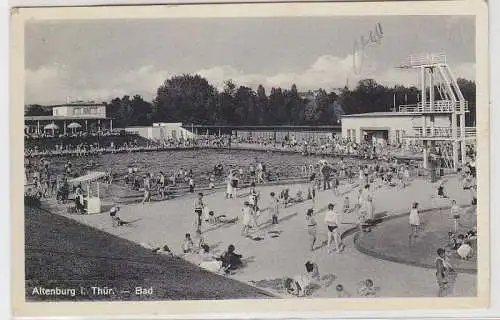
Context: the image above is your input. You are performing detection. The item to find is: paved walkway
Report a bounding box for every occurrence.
[51,175,477,298]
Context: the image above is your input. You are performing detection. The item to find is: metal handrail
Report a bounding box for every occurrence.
[398,100,468,113]
[401,53,447,67]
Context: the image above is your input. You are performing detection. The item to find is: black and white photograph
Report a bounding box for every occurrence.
[11,1,490,316]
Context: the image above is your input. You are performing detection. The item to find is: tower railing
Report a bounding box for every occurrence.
[398,100,468,113]
[404,126,476,139]
[399,52,447,68]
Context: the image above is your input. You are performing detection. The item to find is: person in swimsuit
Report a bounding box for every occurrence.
[141,174,151,205]
[194,192,205,233]
[324,203,342,254]
[158,171,166,200]
[306,209,317,252]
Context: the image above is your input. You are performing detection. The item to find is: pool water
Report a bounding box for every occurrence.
[29,149,367,183]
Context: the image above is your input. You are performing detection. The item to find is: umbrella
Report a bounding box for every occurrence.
[67,122,82,129]
[44,123,59,130]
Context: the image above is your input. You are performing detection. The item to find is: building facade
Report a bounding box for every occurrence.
[124,123,196,141]
[25,101,112,135]
[341,112,451,145]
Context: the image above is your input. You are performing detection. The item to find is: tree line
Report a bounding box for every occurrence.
[25,75,476,128]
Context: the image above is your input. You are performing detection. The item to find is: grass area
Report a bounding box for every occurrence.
[25,207,274,301]
[356,207,477,273]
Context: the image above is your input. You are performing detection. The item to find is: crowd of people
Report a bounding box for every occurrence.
[23,129,478,298]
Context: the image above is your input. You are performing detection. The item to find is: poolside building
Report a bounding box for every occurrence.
[25,101,113,135]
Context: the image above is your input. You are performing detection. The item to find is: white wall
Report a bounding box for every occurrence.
[341,114,451,144]
[52,105,106,118]
[125,123,196,141]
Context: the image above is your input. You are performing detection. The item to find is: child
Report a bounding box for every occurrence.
[182,233,194,254]
[306,209,317,252]
[308,173,317,205]
[208,174,215,190]
[280,188,290,208]
[446,231,458,249]
[343,196,351,214]
[357,279,377,297]
[241,201,252,237]
[193,229,205,253]
[109,206,129,227]
[336,284,350,298]
[269,192,279,225]
[450,200,460,233]
[437,182,447,198]
[408,202,420,245]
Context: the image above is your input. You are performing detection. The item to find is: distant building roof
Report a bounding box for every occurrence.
[341,112,421,118]
[45,102,105,108]
[25,115,109,121]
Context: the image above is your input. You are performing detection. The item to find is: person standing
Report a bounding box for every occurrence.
[408,202,420,246]
[435,248,455,297]
[158,171,166,200]
[450,200,461,233]
[324,203,342,254]
[306,209,317,252]
[141,174,151,205]
[194,192,205,233]
[226,172,234,199]
[269,192,280,225]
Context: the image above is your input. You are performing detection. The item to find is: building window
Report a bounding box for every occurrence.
[352,129,356,142]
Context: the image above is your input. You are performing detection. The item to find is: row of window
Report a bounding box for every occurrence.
[346,129,407,143]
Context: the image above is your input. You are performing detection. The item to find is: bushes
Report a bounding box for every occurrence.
[24,194,41,208]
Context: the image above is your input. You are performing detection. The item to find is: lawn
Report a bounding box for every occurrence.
[24,207,274,301]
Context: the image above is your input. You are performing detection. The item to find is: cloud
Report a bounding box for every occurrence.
[26,55,475,105]
[25,64,171,104]
[195,54,475,92]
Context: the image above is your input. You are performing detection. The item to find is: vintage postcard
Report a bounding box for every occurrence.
[11,0,489,318]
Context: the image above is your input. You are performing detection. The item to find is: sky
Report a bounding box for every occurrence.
[25,15,475,105]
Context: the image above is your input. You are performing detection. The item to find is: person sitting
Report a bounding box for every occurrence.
[457,241,474,260]
[284,261,318,297]
[466,228,477,241]
[446,232,458,249]
[293,190,304,203]
[152,245,173,256]
[199,245,224,273]
[182,233,194,254]
[109,206,130,227]
[336,284,351,298]
[217,244,243,273]
[455,234,466,250]
[357,279,377,297]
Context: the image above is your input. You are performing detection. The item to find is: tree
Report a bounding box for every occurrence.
[456,78,476,126]
[153,74,219,125]
[25,105,51,116]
